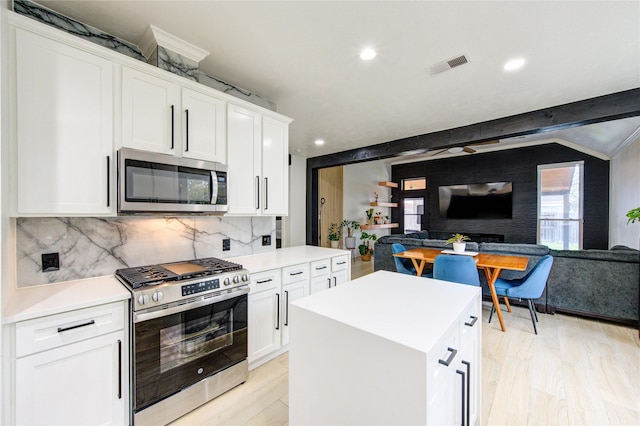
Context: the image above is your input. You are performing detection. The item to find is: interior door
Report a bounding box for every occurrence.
[318,166,344,247]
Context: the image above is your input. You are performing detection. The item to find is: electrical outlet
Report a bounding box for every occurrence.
[262,235,271,246]
[42,252,60,272]
[222,238,231,251]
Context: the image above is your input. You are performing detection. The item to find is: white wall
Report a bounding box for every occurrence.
[610,135,640,249]
[343,159,393,244]
[285,154,307,247]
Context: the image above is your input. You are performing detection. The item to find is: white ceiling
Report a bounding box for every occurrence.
[34,1,640,159]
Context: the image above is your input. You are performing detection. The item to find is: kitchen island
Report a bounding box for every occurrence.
[289,270,482,425]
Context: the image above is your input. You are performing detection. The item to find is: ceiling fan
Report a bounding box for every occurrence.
[429,139,500,156]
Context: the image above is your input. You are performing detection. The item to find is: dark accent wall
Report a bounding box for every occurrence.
[391,143,610,248]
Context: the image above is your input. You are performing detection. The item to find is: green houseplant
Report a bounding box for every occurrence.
[626,207,640,224]
[328,223,341,248]
[446,233,470,253]
[341,219,361,250]
[358,231,377,261]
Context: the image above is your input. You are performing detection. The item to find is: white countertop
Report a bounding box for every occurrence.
[228,245,350,273]
[291,270,480,353]
[3,275,131,324]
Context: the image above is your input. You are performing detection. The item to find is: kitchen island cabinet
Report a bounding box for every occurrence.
[289,270,482,426]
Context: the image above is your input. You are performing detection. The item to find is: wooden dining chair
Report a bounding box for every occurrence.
[433,254,480,286]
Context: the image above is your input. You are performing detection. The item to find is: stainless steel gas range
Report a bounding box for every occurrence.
[115,257,250,426]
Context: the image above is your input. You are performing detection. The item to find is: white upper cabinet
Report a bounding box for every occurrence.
[181,87,227,163]
[14,28,114,216]
[121,67,179,155]
[227,105,290,216]
[261,117,289,215]
[121,67,226,163]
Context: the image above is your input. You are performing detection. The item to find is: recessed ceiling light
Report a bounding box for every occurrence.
[315,139,325,146]
[504,57,526,71]
[360,47,376,61]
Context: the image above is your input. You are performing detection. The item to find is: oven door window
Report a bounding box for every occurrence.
[134,294,247,411]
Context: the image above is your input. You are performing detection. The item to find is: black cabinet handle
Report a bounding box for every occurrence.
[336,261,346,265]
[438,347,457,366]
[315,266,327,270]
[256,176,260,209]
[256,278,273,284]
[275,293,280,330]
[57,320,95,333]
[464,316,478,327]
[456,368,466,426]
[185,109,189,151]
[106,156,110,207]
[333,277,337,287]
[284,290,289,326]
[327,277,331,288]
[170,105,175,149]
[117,339,122,399]
[462,360,471,426]
[264,177,269,210]
[289,271,304,276]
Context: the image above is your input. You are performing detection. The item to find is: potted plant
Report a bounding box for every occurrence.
[358,231,377,261]
[627,207,640,224]
[341,220,360,249]
[446,233,470,253]
[328,223,341,248]
[365,208,374,224]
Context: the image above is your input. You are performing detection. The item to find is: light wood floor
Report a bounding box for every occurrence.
[172,259,640,425]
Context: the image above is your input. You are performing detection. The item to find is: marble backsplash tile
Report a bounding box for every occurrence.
[16,216,275,287]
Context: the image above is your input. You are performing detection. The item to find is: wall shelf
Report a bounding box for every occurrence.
[370,201,398,208]
[378,181,398,188]
[361,223,399,230]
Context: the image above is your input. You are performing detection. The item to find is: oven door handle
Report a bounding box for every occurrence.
[133,286,250,323]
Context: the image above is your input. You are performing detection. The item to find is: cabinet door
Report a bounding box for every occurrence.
[310,274,331,294]
[261,116,289,215]
[248,287,281,363]
[281,280,308,346]
[15,29,114,215]
[459,298,481,426]
[182,88,227,163]
[227,104,261,215]
[15,331,125,425]
[122,67,179,154]
[331,269,350,287]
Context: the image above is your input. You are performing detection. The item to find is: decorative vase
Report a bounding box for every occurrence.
[453,242,466,253]
[330,240,339,248]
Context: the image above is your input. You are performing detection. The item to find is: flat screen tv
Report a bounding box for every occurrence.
[439,182,512,219]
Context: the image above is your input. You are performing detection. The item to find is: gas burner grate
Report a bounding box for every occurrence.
[193,257,243,272]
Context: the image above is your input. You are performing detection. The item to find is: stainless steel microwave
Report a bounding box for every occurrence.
[118,148,228,214]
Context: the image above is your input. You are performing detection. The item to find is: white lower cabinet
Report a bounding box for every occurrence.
[281,264,309,346]
[12,301,128,426]
[248,269,282,363]
[309,254,350,294]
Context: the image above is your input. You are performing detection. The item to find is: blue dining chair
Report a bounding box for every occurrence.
[432,254,480,286]
[391,243,433,277]
[489,255,554,334]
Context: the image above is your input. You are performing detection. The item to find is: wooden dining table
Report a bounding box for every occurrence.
[393,248,529,332]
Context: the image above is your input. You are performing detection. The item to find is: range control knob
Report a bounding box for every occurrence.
[241,273,249,282]
[138,294,150,305]
[152,291,164,302]
[233,275,240,284]
[223,277,231,286]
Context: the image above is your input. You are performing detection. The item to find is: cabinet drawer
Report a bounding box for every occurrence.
[282,263,309,285]
[310,259,331,277]
[15,301,125,358]
[459,296,480,342]
[331,255,350,271]
[250,269,281,294]
[427,321,460,389]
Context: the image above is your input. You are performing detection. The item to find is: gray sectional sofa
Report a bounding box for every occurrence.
[374,232,640,325]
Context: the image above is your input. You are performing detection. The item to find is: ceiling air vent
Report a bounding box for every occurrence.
[427,53,470,76]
